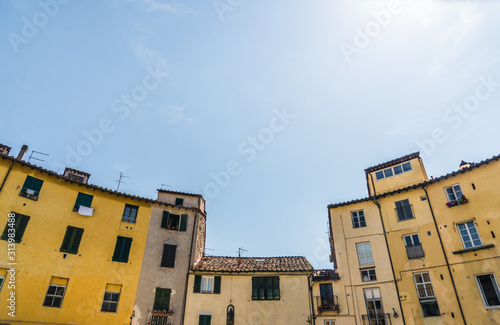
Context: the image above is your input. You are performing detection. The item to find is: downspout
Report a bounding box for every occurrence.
[369,173,405,324]
[181,211,199,325]
[421,186,466,325]
[0,160,15,194]
[307,272,316,325]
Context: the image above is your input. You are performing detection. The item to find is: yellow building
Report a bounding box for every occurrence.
[0,145,152,324]
[328,152,500,325]
[183,256,313,325]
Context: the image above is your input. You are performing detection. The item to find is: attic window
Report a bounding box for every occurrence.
[175,198,184,206]
[375,162,412,181]
[63,168,90,184]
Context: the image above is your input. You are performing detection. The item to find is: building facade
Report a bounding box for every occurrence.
[132,190,207,325]
[183,256,313,325]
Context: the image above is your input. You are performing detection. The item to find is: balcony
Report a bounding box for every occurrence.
[148,310,173,325]
[361,313,392,325]
[316,295,339,313]
[406,244,425,259]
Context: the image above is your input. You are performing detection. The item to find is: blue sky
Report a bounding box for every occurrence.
[1,0,499,268]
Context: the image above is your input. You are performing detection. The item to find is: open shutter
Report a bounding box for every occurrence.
[122,237,132,262]
[194,275,202,293]
[112,237,123,261]
[153,288,163,310]
[214,276,221,294]
[161,211,169,229]
[60,226,73,251]
[180,214,188,231]
[15,214,30,242]
[71,228,84,252]
[252,278,258,300]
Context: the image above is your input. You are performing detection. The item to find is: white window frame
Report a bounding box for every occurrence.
[375,162,412,181]
[324,321,336,325]
[457,221,482,249]
[445,184,464,203]
[351,210,366,229]
[356,242,374,266]
[413,272,435,300]
[101,290,120,313]
[201,276,214,293]
[475,274,500,307]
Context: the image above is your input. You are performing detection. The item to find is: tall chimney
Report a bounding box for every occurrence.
[17,145,28,160]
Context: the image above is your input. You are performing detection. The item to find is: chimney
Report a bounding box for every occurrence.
[459,160,473,170]
[17,145,28,160]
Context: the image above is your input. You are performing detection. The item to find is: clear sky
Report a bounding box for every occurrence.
[1,0,499,268]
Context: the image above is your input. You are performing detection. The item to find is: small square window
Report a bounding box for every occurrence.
[175,198,184,206]
[420,300,441,317]
[351,210,366,229]
[101,291,120,312]
[384,168,393,178]
[43,278,68,308]
[445,184,464,204]
[402,162,412,172]
[361,268,377,282]
[394,165,403,175]
[122,204,138,223]
[375,171,384,180]
[201,276,214,293]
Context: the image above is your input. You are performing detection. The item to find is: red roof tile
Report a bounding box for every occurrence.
[193,256,313,273]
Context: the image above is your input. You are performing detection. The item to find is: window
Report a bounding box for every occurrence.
[112,236,132,263]
[319,283,336,310]
[1,212,30,243]
[252,277,280,300]
[175,198,184,206]
[43,277,68,308]
[199,315,212,325]
[161,212,188,231]
[161,244,177,268]
[122,204,138,223]
[395,199,414,221]
[364,288,385,323]
[445,184,464,203]
[457,221,482,248]
[0,277,4,292]
[153,288,171,310]
[414,272,440,317]
[375,162,412,180]
[404,234,424,259]
[60,226,84,254]
[194,275,221,294]
[73,192,93,212]
[351,210,366,228]
[361,268,377,282]
[101,284,121,313]
[356,242,374,266]
[19,175,44,200]
[324,321,335,325]
[476,274,500,307]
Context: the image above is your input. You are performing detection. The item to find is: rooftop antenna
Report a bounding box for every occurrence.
[160,184,172,190]
[114,172,130,192]
[27,150,49,163]
[205,248,215,256]
[237,247,248,265]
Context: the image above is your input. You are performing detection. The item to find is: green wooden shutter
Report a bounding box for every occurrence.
[71,228,84,253]
[252,278,258,300]
[122,237,132,262]
[214,276,221,294]
[23,176,43,194]
[15,214,30,243]
[180,214,188,231]
[199,315,211,325]
[74,193,93,210]
[112,236,123,261]
[273,277,280,300]
[153,288,171,310]
[194,275,202,293]
[60,226,73,252]
[161,211,169,229]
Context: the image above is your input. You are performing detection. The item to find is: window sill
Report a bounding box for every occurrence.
[359,265,375,269]
[121,220,136,224]
[19,192,38,201]
[446,199,468,208]
[397,217,415,222]
[452,244,494,255]
[60,249,77,255]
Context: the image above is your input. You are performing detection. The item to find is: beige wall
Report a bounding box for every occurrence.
[184,272,311,325]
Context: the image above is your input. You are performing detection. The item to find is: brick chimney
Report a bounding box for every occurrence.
[17,145,28,160]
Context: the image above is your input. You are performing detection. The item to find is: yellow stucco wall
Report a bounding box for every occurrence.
[184,272,311,325]
[0,158,151,324]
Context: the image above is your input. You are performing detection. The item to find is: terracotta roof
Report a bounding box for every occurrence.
[193,256,313,273]
[329,153,500,209]
[312,269,340,281]
[157,188,203,198]
[364,152,420,173]
[0,153,206,215]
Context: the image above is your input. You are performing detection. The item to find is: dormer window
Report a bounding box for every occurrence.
[375,162,412,180]
[63,168,90,184]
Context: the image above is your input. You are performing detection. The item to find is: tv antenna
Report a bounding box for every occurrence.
[205,247,215,256]
[160,184,172,190]
[237,247,248,258]
[114,172,130,191]
[28,150,49,163]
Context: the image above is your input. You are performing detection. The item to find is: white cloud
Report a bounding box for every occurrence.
[140,0,192,14]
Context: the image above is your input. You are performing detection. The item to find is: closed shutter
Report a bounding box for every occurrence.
[112,236,132,262]
[180,214,188,231]
[194,275,202,293]
[214,276,221,294]
[161,211,169,229]
[74,193,93,210]
[161,244,176,268]
[153,288,171,310]
[1,213,31,243]
[22,176,44,195]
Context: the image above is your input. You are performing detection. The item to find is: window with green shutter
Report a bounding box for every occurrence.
[19,175,44,200]
[161,244,177,268]
[180,214,188,231]
[60,226,84,254]
[73,193,93,211]
[1,212,30,243]
[153,288,171,311]
[252,276,280,300]
[175,198,184,206]
[112,236,132,263]
[161,211,169,229]
[199,315,211,325]
[194,275,202,293]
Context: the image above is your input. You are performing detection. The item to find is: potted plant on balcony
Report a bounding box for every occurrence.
[446,195,468,207]
[151,309,174,316]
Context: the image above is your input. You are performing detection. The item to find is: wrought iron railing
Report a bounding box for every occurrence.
[316,295,339,313]
[361,312,392,325]
[406,244,425,259]
[148,311,173,325]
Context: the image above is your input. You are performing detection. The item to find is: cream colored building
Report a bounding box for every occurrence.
[183,256,313,325]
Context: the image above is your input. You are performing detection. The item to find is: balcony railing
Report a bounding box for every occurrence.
[316,295,339,313]
[148,311,173,325]
[395,205,414,221]
[406,244,425,259]
[361,313,392,325]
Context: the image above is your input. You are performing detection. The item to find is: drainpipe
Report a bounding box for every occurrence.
[0,160,15,194]
[181,211,199,325]
[370,188,406,324]
[421,186,466,325]
[307,272,316,325]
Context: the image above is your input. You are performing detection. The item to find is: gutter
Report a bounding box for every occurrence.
[181,211,200,325]
[422,186,466,325]
[307,272,316,325]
